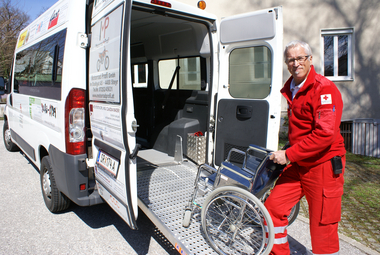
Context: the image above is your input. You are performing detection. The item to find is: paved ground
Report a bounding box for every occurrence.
[0,119,379,254]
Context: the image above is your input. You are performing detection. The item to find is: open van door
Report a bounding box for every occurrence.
[88,0,138,229]
[214,7,283,166]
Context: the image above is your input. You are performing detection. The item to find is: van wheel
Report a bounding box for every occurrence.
[40,156,71,212]
[3,120,19,152]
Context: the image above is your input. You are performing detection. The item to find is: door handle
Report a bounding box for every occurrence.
[236,105,252,120]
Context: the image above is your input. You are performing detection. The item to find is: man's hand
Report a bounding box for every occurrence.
[269,150,289,165]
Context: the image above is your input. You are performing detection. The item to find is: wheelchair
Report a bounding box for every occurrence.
[183,144,300,255]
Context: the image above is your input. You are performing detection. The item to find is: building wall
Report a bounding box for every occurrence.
[177,0,380,120]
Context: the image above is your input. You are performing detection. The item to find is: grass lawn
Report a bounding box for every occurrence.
[339,152,380,251]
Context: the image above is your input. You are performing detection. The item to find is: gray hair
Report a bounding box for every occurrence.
[284,40,312,61]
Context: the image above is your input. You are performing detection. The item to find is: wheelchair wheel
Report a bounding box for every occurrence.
[288,201,300,226]
[201,186,274,255]
[261,189,300,226]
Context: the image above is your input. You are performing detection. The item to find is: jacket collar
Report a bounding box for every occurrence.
[281,65,316,103]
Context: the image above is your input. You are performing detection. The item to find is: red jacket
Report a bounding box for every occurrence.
[281,66,346,166]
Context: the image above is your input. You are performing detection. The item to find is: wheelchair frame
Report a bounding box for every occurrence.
[183,144,299,255]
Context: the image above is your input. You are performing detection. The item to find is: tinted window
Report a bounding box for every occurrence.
[229,46,272,99]
[14,29,66,100]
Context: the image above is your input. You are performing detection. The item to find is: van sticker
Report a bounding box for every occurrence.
[89,4,123,103]
[95,167,126,201]
[48,9,60,29]
[41,103,57,118]
[89,103,123,148]
[30,97,60,132]
[93,0,115,17]
[29,97,42,120]
[17,1,69,49]
[17,30,29,48]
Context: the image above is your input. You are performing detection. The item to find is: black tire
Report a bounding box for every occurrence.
[3,119,19,152]
[40,156,70,213]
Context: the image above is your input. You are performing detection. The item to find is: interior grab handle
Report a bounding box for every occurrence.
[236,105,252,120]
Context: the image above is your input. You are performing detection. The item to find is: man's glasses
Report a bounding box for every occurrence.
[286,55,309,65]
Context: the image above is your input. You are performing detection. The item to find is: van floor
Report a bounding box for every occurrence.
[136,149,217,254]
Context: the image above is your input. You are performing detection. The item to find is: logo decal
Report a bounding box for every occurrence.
[48,10,60,29]
[321,94,332,105]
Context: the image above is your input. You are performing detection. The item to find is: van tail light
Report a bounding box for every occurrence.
[65,89,86,155]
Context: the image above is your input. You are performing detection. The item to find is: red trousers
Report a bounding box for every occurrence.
[264,156,345,255]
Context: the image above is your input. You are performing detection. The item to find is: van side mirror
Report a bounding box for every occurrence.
[0,77,5,95]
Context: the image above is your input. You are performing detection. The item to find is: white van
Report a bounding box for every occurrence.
[2,0,283,253]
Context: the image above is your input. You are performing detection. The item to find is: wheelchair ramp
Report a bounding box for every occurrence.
[137,161,217,255]
[137,152,309,255]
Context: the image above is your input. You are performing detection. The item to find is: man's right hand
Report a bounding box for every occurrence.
[269,150,289,165]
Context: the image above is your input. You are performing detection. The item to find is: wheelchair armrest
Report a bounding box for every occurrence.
[247,144,274,155]
[196,164,217,183]
[226,148,245,162]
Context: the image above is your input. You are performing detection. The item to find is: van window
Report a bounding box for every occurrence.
[159,57,202,90]
[14,29,66,100]
[132,63,148,88]
[229,46,271,99]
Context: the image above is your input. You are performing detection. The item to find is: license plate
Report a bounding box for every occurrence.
[97,151,119,176]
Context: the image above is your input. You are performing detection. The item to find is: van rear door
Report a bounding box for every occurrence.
[214,7,283,166]
[88,0,138,229]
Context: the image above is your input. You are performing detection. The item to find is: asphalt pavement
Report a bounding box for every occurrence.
[0,119,377,255]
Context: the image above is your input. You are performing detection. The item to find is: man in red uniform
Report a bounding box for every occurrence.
[265,40,346,255]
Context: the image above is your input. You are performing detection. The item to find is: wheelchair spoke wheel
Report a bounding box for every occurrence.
[201,186,274,255]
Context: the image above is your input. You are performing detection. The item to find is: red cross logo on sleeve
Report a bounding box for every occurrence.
[321,94,332,105]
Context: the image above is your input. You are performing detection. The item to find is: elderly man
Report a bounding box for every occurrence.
[265,40,346,255]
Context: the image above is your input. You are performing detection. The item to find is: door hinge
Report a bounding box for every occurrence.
[78,33,89,49]
[209,117,215,133]
[211,21,217,33]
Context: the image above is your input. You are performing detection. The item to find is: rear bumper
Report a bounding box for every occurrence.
[49,145,103,206]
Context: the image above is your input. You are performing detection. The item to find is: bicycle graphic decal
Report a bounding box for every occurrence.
[97,47,109,71]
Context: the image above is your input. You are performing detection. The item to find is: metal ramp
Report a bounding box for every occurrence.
[137,159,217,255]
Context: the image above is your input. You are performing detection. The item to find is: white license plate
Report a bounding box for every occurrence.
[97,151,119,176]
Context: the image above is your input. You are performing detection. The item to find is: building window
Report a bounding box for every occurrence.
[321,28,354,81]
